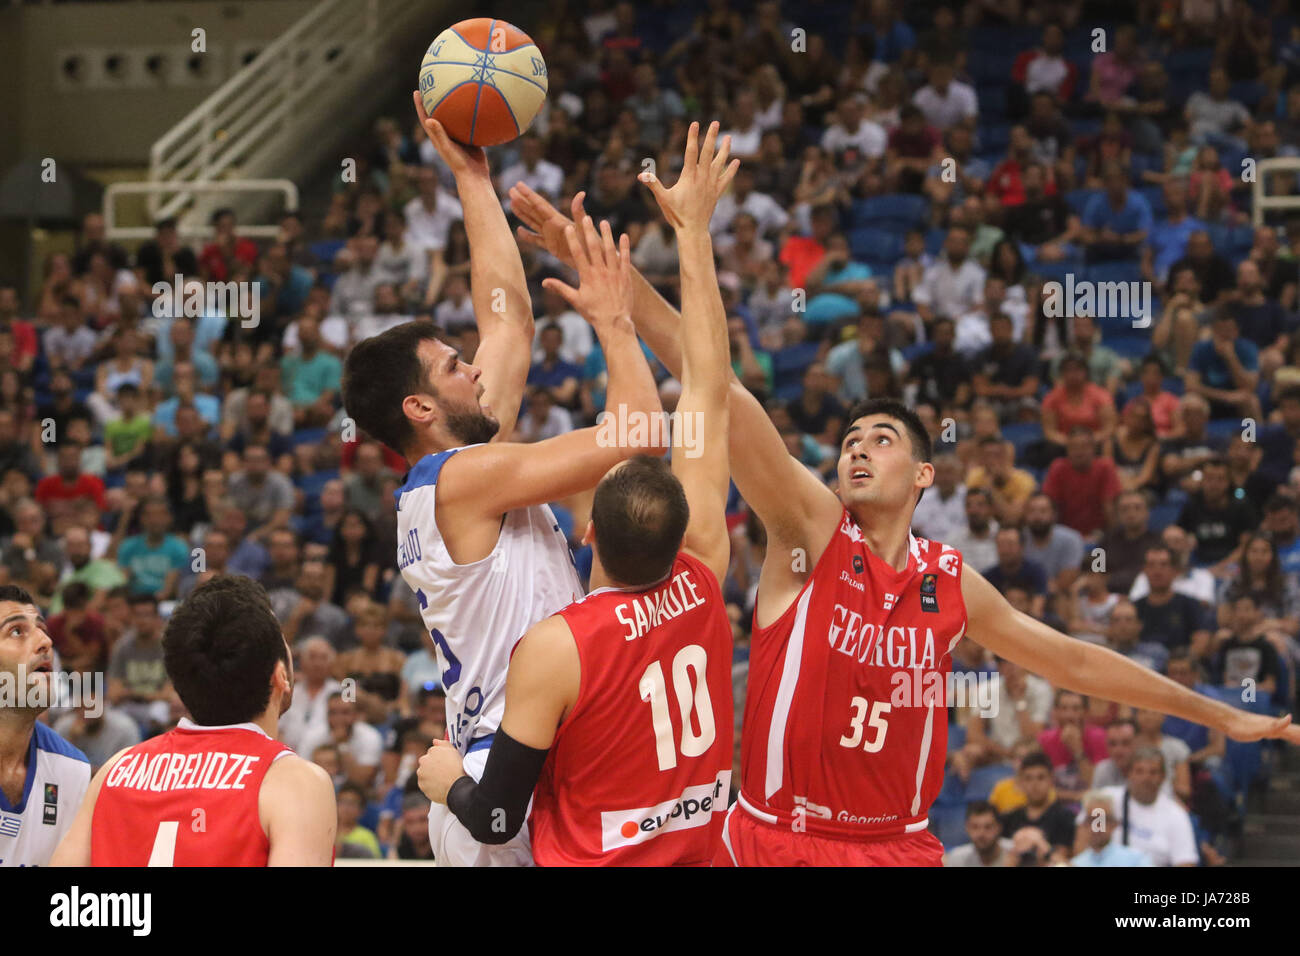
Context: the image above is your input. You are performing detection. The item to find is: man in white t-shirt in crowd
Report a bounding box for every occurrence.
[947,487,1000,573]
[820,94,888,160]
[1129,524,1216,605]
[709,165,789,238]
[279,636,342,755]
[912,59,979,132]
[944,801,1014,866]
[530,284,593,366]
[1022,493,1086,595]
[912,226,986,328]
[911,453,967,543]
[498,135,564,204]
[298,691,383,790]
[1079,747,1198,866]
[404,166,464,258]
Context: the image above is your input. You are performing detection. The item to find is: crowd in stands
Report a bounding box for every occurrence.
[3,0,1300,863]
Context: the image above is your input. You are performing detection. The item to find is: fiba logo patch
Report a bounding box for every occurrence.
[920,573,939,613]
[42,783,58,825]
[852,555,864,574]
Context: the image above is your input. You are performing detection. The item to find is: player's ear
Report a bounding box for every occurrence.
[402,393,437,428]
[580,520,595,547]
[916,460,935,490]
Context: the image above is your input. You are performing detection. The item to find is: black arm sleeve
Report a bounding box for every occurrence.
[445,730,551,845]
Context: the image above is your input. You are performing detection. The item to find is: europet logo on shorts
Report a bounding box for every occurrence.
[152,273,260,328]
[1043,274,1152,329]
[888,668,998,718]
[0,667,104,717]
[600,770,730,852]
[595,404,704,458]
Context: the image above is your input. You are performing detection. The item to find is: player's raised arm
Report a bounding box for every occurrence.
[512,170,843,563]
[436,215,666,521]
[961,564,1300,745]
[415,91,533,441]
[640,121,738,583]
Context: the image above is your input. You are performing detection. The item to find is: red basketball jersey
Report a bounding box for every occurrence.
[529,552,734,866]
[91,719,293,866]
[737,511,967,839]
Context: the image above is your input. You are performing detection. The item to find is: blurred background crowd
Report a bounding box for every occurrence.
[4,0,1300,864]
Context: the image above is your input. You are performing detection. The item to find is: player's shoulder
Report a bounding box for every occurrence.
[33,722,90,773]
[393,443,490,510]
[261,751,335,802]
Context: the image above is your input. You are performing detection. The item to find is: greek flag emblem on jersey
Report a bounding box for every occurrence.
[0,813,20,838]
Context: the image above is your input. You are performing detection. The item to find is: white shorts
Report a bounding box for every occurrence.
[427,745,534,867]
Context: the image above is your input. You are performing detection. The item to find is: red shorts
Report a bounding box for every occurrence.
[714,803,945,867]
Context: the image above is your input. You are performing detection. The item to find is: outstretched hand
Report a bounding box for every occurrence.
[1224,709,1300,746]
[412,90,490,181]
[540,216,633,332]
[639,120,740,231]
[511,184,593,268]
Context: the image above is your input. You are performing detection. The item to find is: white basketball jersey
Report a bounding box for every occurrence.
[395,446,583,753]
[0,722,90,866]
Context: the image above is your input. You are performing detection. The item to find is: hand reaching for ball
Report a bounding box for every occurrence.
[412,90,490,181]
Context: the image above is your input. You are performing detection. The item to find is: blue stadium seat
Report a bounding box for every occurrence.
[848,226,904,263]
[291,427,328,448]
[1228,225,1256,252]
[1148,503,1181,531]
[850,194,928,230]
[1138,184,1167,216]
[1106,337,1154,362]
[926,227,947,255]
[771,342,820,401]
[964,763,1014,802]
[901,342,932,364]
[308,238,346,263]
[1206,418,1244,443]
[1165,46,1216,75]
[931,803,970,850]
[1000,422,1043,461]
[978,123,1011,155]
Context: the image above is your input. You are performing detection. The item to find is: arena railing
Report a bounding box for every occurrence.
[1252,157,1300,227]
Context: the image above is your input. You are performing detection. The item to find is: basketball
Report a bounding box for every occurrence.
[417,18,548,147]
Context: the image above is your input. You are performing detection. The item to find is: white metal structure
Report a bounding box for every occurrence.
[1252,157,1300,227]
[103,179,299,240]
[105,0,441,238]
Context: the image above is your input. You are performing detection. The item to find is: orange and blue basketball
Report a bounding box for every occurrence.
[418,18,548,147]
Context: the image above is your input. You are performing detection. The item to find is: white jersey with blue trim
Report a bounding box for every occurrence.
[395,445,583,754]
[0,722,90,866]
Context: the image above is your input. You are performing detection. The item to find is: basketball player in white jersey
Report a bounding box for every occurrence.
[0,586,90,866]
[340,94,665,866]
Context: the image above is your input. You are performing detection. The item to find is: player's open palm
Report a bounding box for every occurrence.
[511,184,594,268]
[639,120,740,231]
[541,216,633,331]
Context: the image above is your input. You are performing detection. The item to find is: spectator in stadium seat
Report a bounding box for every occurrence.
[113,496,189,601]
[884,104,942,194]
[51,525,125,613]
[944,801,1014,866]
[1086,24,1144,111]
[272,558,352,651]
[1042,353,1117,447]
[711,164,790,240]
[1185,67,1250,151]
[197,208,258,284]
[45,581,107,674]
[971,313,1039,423]
[1161,649,1226,762]
[1226,259,1291,371]
[498,133,564,203]
[1004,164,1077,260]
[106,593,172,734]
[1010,24,1077,115]
[1070,790,1152,866]
[778,203,835,291]
[955,276,1025,358]
[1105,598,1171,673]
[281,314,342,428]
[1000,750,1076,861]
[335,782,381,859]
[1038,689,1108,802]
[279,636,342,756]
[256,242,315,325]
[1210,593,1282,706]
[1123,356,1181,439]
[53,708,141,775]
[515,388,574,444]
[152,366,221,438]
[301,692,382,791]
[1133,544,1214,659]
[914,226,986,326]
[1249,225,1299,310]
[1141,179,1205,287]
[155,317,219,393]
[390,791,436,861]
[330,234,386,320]
[260,528,301,594]
[1043,427,1122,539]
[228,444,295,544]
[1096,490,1162,595]
[911,453,967,543]
[908,316,973,407]
[924,124,988,211]
[1022,492,1086,594]
[912,58,977,133]
[1082,747,1198,866]
[69,211,128,278]
[1158,393,1221,492]
[984,527,1048,612]
[1176,457,1257,572]
[946,487,1000,572]
[527,322,583,410]
[44,295,97,374]
[343,441,397,523]
[1167,230,1236,305]
[964,434,1035,527]
[1080,161,1153,263]
[1130,525,1217,606]
[35,441,106,517]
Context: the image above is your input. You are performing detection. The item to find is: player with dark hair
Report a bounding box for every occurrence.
[511,175,1300,868]
[51,575,336,866]
[0,585,90,867]
[418,122,739,865]
[340,95,666,866]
